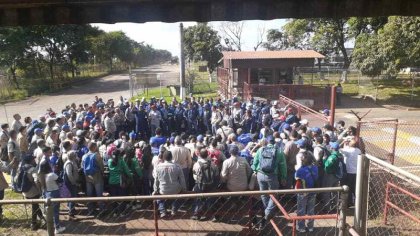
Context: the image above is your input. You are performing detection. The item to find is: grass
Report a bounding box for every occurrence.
[132,62,219,102]
[302,72,420,107]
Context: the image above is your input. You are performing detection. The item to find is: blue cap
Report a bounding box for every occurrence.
[330,142,340,150]
[169,136,175,144]
[229,145,239,154]
[129,131,136,139]
[62,124,70,130]
[311,127,321,134]
[34,128,43,133]
[295,139,307,148]
[197,135,204,142]
[283,123,291,130]
[323,109,330,116]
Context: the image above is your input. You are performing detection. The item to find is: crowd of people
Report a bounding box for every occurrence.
[0,95,362,234]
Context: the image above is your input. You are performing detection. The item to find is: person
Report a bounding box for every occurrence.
[8,130,21,189]
[283,130,299,189]
[216,120,233,143]
[191,147,219,221]
[17,126,29,155]
[41,156,66,234]
[81,142,105,216]
[210,106,222,136]
[252,136,287,230]
[170,136,192,188]
[0,159,11,223]
[336,83,343,105]
[295,152,319,233]
[108,149,133,217]
[104,111,117,137]
[63,151,79,219]
[340,140,361,207]
[321,142,341,212]
[153,151,186,218]
[11,114,23,133]
[20,154,46,230]
[0,124,10,163]
[221,145,252,192]
[149,105,162,135]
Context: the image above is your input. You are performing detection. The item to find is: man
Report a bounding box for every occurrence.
[340,140,361,207]
[283,130,299,189]
[153,151,186,218]
[104,111,117,137]
[11,114,23,133]
[149,105,162,136]
[150,128,166,149]
[321,142,341,212]
[17,126,29,155]
[8,130,21,189]
[81,142,104,216]
[170,136,192,187]
[252,136,287,229]
[216,120,233,143]
[191,147,219,221]
[221,145,252,192]
[0,124,10,163]
[186,103,199,135]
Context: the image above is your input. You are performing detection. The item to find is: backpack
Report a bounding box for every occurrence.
[208,149,222,168]
[83,153,98,176]
[335,155,347,180]
[15,166,33,193]
[196,160,218,192]
[259,146,277,174]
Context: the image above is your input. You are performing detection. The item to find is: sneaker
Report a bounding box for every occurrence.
[211,217,220,223]
[171,210,177,216]
[55,226,66,234]
[190,215,199,220]
[160,212,167,218]
[296,228,306,233]
[30,223,39,231]
[199,216,207,221]
[308,228,314,232]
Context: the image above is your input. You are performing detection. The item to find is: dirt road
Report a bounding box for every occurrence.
[0,64,179,124]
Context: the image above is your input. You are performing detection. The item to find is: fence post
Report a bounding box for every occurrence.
[153,200,159,236]
[338,185,349,236]
[355,154,370,235]
[45,198,55,236]
[390,120,398,165]
[330,86,336,126]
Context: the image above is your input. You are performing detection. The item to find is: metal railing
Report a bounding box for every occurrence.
[0,187,350,236]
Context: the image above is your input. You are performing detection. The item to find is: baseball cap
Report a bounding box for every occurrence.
[300,119,308,125]
[129,131,136,139]
[295,139,307,148]
[229,145,239,155]
[62,124,70,130]
[197,135,204,142]
[330,142,340,150]
[34,128,43,133]
[311,127,322,134]
[322,109,330,116]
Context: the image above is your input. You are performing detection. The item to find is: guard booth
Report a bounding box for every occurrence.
[217,50,330,109]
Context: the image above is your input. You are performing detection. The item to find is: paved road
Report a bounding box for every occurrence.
[0,64,179,124]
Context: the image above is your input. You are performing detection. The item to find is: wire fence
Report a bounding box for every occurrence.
[0,188,350,236]
[364,154,420,236]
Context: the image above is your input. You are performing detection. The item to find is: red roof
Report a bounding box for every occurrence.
[222,50,325,60]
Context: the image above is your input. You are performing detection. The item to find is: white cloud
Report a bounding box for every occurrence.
[92,19,286,57]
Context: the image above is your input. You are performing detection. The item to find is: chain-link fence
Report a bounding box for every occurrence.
[358,120,420,175]
[363,154,420,236]
[0,188,350,236]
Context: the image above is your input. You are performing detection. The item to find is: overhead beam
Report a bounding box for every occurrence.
[0,0,419,26]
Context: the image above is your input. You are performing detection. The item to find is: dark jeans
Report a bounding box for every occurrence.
[67,183,78,215]
[343,173,356,206]
[108,184,127,214]
[26,195,45,224]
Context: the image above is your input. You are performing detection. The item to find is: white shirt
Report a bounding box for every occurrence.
[171,145,192,169]
[45,172,59,192]
[340,146,361,174]
[221,155,251,191]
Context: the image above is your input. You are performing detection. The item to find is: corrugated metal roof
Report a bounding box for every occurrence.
[222,50,325,60]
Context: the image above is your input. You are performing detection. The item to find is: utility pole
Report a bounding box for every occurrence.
[179,23,186,100]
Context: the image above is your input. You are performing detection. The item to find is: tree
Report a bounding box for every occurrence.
[0,27,29,88]
[183,23,222,73]
[219,22,244,51]
[262,29,291,50]
[352,16,420,76]
[253,25,266,51]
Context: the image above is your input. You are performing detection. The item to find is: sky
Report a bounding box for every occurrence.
[92,19,286,57]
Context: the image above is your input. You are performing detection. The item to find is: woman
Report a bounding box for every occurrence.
[125,147,143,209]
[108,149,133,216]
[41,160,66,234]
